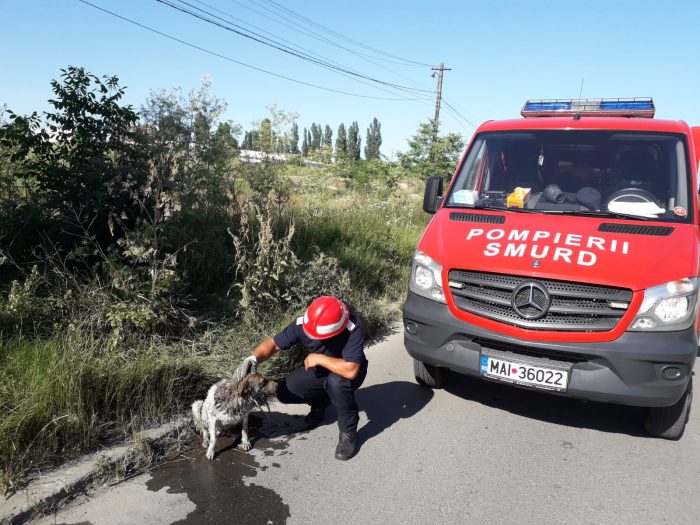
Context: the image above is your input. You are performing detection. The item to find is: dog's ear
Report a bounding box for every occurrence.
[237,373,260,396]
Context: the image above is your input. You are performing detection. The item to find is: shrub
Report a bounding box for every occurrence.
[0,228,194,345]
[228,199,298,318]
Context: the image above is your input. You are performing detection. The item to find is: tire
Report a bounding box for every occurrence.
[413,359,446,389]
[644,377,693,440]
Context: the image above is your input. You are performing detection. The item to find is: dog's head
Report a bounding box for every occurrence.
[191,400,205,432]
[236,372,278,401]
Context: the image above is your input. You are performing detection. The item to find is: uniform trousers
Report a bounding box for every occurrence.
[276,365,367,433]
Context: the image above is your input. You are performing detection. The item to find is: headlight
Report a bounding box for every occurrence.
[409,250,446,303]
[629,278,699,331]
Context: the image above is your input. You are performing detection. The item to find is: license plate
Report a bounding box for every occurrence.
[480,355,569,392]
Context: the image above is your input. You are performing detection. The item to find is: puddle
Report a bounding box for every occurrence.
[146,413,308,524]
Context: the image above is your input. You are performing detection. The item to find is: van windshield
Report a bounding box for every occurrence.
[447,130,691,222]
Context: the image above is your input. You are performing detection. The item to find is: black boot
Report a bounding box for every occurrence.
[334,429,357,461]
[304,398,330,427]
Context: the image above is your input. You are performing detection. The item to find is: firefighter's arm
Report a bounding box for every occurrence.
[252,338,282,364]
[304,353,360,380]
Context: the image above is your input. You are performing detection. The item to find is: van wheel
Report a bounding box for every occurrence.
[644,377,693,440]
[414,359,446,388]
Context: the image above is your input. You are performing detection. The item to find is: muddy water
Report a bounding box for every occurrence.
[146,413,308,525]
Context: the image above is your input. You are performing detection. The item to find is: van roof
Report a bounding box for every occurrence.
[477,117,689,135]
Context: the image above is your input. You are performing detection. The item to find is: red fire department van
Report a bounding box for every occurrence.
[403,98,698,439]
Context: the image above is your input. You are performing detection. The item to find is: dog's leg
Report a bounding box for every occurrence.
[192,400,207,448]
[205,419,218,460]
[238,413,252,451]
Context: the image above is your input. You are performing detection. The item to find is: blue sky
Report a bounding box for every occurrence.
[2,0,700,157]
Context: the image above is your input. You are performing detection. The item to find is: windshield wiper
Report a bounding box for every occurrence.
[557,210,652,221]
[459,205,653,221]
[469,204,544,214]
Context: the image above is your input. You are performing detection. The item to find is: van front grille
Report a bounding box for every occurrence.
[448,270,632,332]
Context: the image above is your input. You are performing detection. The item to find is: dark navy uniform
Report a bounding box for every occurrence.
[274,314,367,433]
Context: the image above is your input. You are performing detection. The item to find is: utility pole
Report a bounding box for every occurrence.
[430,63,450,160]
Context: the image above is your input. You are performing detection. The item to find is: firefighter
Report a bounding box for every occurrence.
[244,296,367,460]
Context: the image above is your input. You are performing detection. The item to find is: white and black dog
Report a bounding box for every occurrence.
[191,372,278,460]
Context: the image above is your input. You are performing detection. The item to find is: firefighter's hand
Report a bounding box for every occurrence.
[232,355,258,384]
[304,353,321,370]
[242,355,259,374]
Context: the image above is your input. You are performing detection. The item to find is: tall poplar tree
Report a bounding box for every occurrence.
[311,123,321,151]
[323,125,333,147]
[301,127,309,156]
[347,121,361,162]
[290,122,300,154]
[364,117,382,160]
[335,123,347,159]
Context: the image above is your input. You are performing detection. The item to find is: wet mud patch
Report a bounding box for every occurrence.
[146,412,308,524]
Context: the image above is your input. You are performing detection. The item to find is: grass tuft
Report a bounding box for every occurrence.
[0,335,210,492]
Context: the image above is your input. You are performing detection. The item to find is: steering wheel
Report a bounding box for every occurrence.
[606,187,661,208]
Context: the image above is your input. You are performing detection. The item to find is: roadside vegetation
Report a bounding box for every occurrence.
[0,67,463,492]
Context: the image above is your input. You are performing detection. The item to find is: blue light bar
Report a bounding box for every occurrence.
[521,98,655,118]
[523,101,572,112]
[598,99,654,111]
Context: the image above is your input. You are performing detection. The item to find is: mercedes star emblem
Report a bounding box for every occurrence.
[511,281,551,320]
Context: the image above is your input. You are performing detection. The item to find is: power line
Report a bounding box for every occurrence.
[191,0,435,93]
[442,98,480,130]
[442,104,476,134]
[242,0,434,89]
[441,97,483,125]
[170,0,434,102]
[257,0,432,68]
[189,0,353,72]
[228,0,351,53]
[76,0,428,101]
[156,0,435,95]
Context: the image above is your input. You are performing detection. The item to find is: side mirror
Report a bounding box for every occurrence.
[423,176,444,214]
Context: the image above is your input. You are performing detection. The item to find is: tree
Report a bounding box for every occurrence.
[335,123,347,160]
[0,66,148,241]
[140,76,239,216]
[262,104,298,155]
[211,122,239,158]
[347,121,361,162]
[301,128,309,157]
[290,122,300,154]
[364,117,382,160]
[398,119,464,182]
[323,125,333,147]
[310,123,321,151]
[320,124,334,162]
[242,131,252,150]
[248,130,260,150]
[257,118,274,153]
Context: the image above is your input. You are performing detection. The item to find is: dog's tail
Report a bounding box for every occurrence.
[191,400,204,429]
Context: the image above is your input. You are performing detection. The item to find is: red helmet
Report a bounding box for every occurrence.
[302,296,349,340]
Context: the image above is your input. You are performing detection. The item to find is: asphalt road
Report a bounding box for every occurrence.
[38,324,700,525]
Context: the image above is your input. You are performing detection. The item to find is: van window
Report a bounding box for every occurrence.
[446,130,691,222]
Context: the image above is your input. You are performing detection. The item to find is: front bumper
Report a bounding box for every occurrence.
[403,291,697,407]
